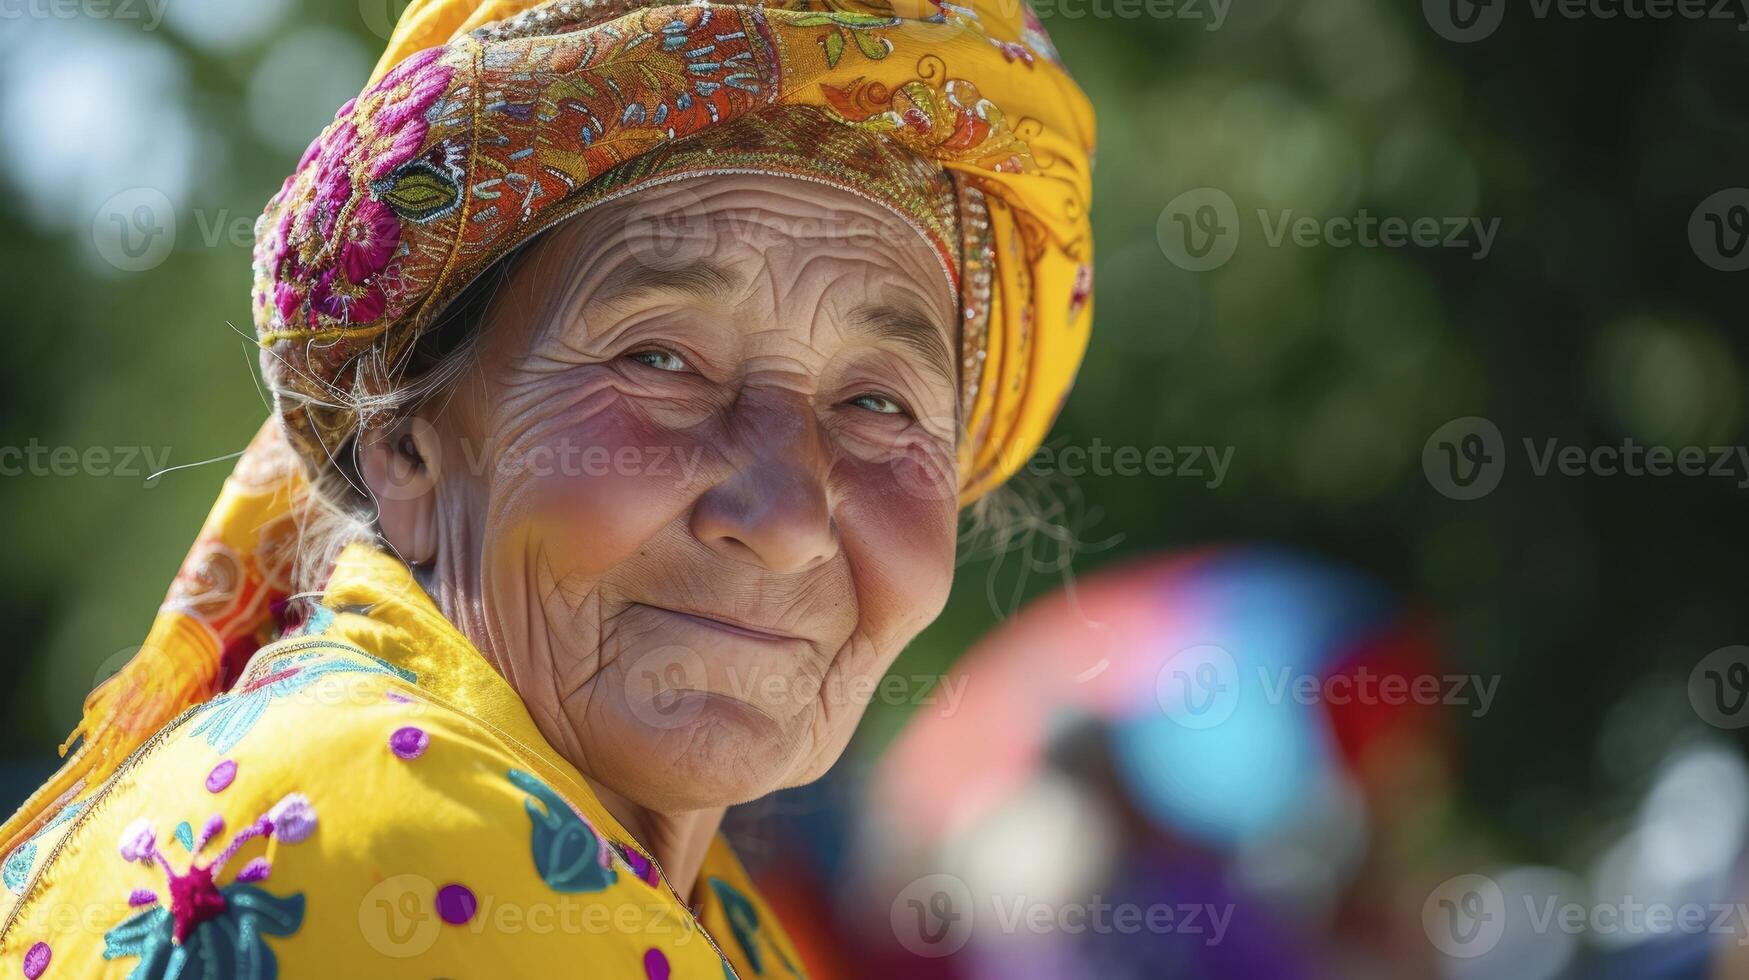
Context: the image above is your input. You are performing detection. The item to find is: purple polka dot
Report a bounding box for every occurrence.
[642,947,670,980]
[22,941,50,978]
[205,760,236,793]
[386,691,412,703]
[389,726,429,760]
[435,883,476,925]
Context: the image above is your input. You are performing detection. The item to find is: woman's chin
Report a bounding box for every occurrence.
[590,693,810,810]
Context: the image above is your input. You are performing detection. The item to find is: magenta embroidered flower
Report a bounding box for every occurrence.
[1070,262,1092,317]
[310,267,387,325]
[359,47,453,181]
[312,122,360,239]
[119,819,156,864]
[267,793,317,844]
[112,795,315,946]
[988,38,1034,66]
[273,282,303,323]
[340,198,402,284]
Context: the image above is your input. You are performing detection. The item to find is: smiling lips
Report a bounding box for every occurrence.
[632,603,804,646]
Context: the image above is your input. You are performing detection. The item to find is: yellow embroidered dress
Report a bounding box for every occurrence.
[0,544,806,979]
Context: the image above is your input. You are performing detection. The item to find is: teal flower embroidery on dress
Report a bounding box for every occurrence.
[708,877,802,978]
[103,885,304,980]
[507,769,616,893]
[2,799,85,893]
[187,647,415,753]
[104,794,315,980]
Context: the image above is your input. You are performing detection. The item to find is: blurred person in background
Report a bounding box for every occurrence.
[0,0,1095,975]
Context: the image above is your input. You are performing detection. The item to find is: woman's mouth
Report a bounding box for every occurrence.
[628,603,806,646]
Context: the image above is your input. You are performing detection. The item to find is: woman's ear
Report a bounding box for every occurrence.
[358,415,441,565]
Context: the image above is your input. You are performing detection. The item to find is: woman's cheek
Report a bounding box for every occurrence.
[832,452,958,640]
[505,408,720,581]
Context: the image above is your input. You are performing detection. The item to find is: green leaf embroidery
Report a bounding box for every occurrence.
[103,885,305,980]
[376,163,462,223]
[852,29,892,61]
[508,769,617,893]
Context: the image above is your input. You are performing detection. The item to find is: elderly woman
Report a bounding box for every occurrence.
[0,0,1091,975]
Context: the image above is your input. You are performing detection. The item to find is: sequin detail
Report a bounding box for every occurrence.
[22,941,50,979]
[389,726,429,760]
[436,883,478,925]
[205,759,238,793]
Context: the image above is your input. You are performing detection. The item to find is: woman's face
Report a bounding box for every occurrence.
[363,174,960,812]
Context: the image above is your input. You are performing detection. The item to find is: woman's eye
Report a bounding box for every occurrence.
[627,348,689,372]
[848,393,906,415]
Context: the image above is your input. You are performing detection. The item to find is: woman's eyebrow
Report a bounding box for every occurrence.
[596,259,741,304]
[849,302,955,387]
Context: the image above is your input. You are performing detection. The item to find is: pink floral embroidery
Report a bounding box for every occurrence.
[1069,263,1092,318]
[988,38,1034,66]
[310,268,387,325]
[117,793,316,944]
[363,48,452,181]
[265,46,452,329]
[340,199,401,284]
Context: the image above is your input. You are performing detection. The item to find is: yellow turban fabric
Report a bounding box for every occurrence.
[1,0,1093,853]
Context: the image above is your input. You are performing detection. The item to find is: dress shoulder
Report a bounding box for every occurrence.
[0,638,738,979]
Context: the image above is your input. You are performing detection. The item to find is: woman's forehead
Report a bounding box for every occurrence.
[513,174,958,339]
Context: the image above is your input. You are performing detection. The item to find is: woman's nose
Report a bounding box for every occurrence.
[688,394,838,573]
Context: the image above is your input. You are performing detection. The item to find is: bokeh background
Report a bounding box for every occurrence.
[4,0,1749,977]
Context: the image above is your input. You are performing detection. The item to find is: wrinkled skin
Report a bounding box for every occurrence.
[360,174,960,892]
